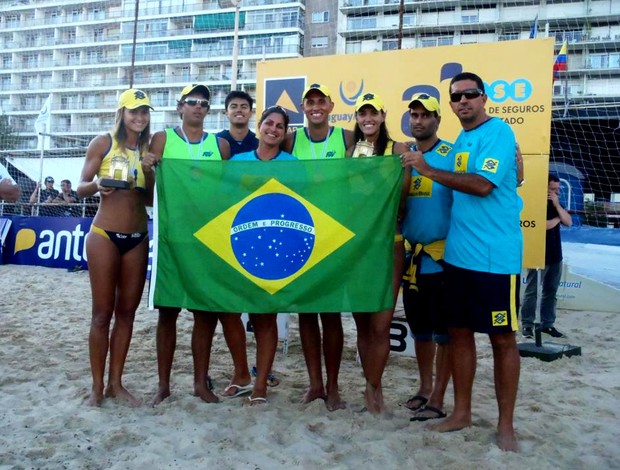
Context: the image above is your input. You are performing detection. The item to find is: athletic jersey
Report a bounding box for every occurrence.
[402,139,454,274]
[231,150,297,161]
[97,133,146,190]
[444,117,523,274]
[291,127,347,160]
[162,128,223,160]
[216,129,259,156]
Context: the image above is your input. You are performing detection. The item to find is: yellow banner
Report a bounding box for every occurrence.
[257,39,554,268]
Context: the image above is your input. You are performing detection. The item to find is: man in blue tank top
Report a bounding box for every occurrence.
[402,72,522,451]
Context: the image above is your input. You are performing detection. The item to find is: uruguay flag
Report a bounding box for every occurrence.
[553,41,568,81]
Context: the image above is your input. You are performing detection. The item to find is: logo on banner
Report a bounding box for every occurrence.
[194,178,354,294]
[264,77,305,127]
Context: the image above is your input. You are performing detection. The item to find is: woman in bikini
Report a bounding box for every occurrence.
[77,89,155,406]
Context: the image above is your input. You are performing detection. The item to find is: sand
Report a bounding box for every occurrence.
[1,264,619,469]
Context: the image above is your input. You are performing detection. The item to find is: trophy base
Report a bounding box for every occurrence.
[100,178,130,189]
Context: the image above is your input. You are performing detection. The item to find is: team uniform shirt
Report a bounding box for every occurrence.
[402,139,454,274]
[291,127,347,160]
[231,150,297,161]
[216,129,259,156]
[444,117,523,274]
[162,128,223,161]
[97,133,146,190]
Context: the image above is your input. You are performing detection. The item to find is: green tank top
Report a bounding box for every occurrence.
[291,127,347,160]
[162,128,222,160]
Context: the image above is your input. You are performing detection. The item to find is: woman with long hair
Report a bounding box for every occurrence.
[348,92,408,414]
[77,89,155,406]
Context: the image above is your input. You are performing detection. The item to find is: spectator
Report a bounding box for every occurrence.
[53,179,80,216]
[520,174,572,338]
[29,176,60,216]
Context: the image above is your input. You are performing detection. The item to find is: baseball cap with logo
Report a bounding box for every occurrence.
[354,92,385,112]
[302,83,331,100]
[117,89,153,110]
[178,84,211,102]
[408,93,441,116]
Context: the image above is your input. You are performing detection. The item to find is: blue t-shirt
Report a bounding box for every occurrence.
[402,139,453,274]
[231,150,297,161]
[444,117,523,274]
[216,129,259,156]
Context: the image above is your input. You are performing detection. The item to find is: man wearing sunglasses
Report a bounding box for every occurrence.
[402,72,522,452]
[145,83,240,406]
[29,175,60,216]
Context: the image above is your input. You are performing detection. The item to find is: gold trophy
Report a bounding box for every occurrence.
[352,139,375,158]
[100,156,131,189]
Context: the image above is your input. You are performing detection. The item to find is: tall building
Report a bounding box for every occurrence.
[0,0,306,149]
[336,0,620,119]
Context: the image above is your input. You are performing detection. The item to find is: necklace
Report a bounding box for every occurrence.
[179,127,206,160]
[308,127,330,160]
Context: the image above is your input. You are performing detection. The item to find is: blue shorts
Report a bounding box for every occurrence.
[444,264,520,334]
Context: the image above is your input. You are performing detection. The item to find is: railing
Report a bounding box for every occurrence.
[0,202,99,218]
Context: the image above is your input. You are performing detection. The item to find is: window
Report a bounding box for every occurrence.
[346,41,361,54]
[311,36,329,48]
[382,40,398,51]
[438,36,453,46]
[462,13,478,24]
[312,11,329,23]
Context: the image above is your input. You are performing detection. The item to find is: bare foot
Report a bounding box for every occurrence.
[151,386,171,407]
[246,394,268,407]
[325,389,346,412]
[428,413,471,432]
[87,389,104,407]
[194,384,220,404]
[497,427,519,452]
[403,393,428,411]
[105,385,142,407]
[301,386,326,404]
[364,383,385,415]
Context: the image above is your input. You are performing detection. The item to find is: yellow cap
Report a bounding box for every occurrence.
[354,92,385,112]
[178,84,211,102]
[408,93,441,116]
[302,83,331,100]
[117,89,153,110]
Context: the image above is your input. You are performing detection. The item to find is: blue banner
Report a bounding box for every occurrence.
[2,216,153,275]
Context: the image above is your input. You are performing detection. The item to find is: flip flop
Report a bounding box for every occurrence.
[409,405,447,422]
[403,395,428,411]
[222,383,253,398]
[247,396,268,406]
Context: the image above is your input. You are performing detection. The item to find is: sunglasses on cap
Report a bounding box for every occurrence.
[414,93,431,100]
[183,98,209,108]
[45,179,54,183]
[450,89,484,103]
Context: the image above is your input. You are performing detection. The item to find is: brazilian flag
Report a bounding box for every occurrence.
[150,157,403,313]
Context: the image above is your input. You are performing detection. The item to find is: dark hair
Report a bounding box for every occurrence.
[61,179,71,185]
[259,106,289,129]
[548,173,560,183]
[352,116,392,156]
[44,176,54,183]
[225,91,254,110]
[450,72,485,93]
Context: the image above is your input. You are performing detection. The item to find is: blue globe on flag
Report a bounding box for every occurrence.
[230,193,316,280]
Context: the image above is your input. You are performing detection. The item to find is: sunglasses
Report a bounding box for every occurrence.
[413,93,431,100]
[450,89,484,103]
[183,98,209,108]
[45,179,54,183]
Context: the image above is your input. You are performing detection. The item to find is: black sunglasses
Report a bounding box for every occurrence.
[183,98,209,108]
[450,89,484,103]
[414,93,431,100]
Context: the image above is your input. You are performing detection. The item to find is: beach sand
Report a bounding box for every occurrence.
[1,264,619,469]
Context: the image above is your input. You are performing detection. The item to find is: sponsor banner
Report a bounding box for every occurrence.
[3,216,154,275]
[258,39,554,268]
